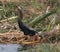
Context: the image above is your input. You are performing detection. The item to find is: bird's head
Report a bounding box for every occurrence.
[15,5,23,19]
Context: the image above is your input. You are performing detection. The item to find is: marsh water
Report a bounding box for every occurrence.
[0,43,60,52]
[0,44,36,52]
[0,44,23,52]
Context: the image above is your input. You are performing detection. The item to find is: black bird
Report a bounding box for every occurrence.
[16,6,41,42]
[17,6,37,36]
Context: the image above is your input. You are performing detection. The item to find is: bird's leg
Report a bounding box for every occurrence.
[25,35,31,41]
[26,35,35,41]
[28,35,40,43]
[29,35,40,46]
[35,34,41,43]
[21,35,41,45]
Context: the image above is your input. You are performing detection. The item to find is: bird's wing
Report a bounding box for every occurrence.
[23,23,36,31]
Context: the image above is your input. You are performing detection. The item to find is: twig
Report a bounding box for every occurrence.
[0,16,17,23]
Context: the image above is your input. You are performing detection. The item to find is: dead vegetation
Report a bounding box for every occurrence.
[0,24,60,45]
[0,30,40,45]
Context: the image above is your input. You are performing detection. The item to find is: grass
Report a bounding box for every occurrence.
[18,43,60,52]
[29,10,57,27]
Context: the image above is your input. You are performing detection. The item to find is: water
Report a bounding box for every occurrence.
[0,43,59,52]
[0,44,23,52]
[0,44,36,52]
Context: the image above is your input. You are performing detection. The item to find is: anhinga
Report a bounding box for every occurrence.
[17,6,40,42]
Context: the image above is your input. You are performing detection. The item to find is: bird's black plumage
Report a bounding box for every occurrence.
[17,6,37,36]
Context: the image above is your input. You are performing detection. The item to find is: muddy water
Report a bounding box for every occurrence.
[0,44,23,52]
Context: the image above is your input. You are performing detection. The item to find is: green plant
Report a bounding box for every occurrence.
[29,10,57,28]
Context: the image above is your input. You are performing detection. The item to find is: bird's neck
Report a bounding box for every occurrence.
[18,17,24,26]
